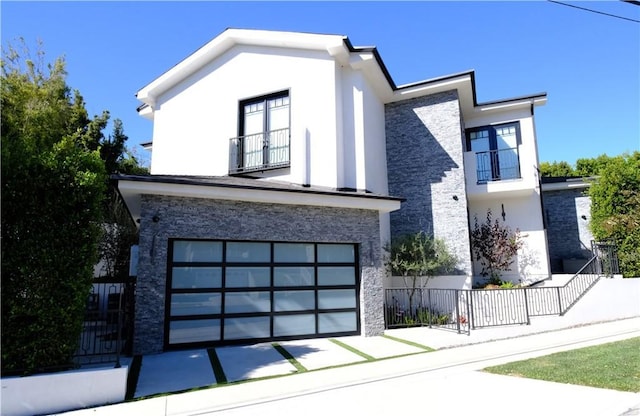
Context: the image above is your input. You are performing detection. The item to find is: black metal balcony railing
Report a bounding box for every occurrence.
[476,147,521,183]
[229,127,290,174]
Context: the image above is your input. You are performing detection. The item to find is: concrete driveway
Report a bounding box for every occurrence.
[58,317,640,416]
[133,334,429,398]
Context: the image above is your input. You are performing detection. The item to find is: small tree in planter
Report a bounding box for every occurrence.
[471,209,525,286]
[385,232,457,320]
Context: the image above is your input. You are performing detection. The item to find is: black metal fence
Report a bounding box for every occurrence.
[229,127,290,174]
[74,277,136,367]
[591,240,620,276]
[385,255,604,331]
[475,147,521,183]
[384,288,471,334]
[558,256,600,314]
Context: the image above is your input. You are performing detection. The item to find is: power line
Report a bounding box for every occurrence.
[547,0,640,23]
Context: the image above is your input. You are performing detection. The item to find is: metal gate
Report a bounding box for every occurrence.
[75,277,136,366]
[591,240,620,276]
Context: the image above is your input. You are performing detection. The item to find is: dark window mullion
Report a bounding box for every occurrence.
[221,241,227,341]
[172,262,223,267]
[489,127,499,180]
[170,314,222,321]
[314,244,319,335]
[263,98,269,167]
[270,242,275,338]
[171,288,223,294]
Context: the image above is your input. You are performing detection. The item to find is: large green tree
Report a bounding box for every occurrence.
[539,154,615,178]
[97,118,148,281]
[539,160,577,177]
[575,154,615,177]
[588,152,640,277]
[1,41,109,373]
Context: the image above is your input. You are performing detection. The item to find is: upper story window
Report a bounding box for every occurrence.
[466,122,521,183]
[229,91,290,174]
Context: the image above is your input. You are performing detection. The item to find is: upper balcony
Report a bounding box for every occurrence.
[464,120,540,200]
[229,128,290,175]
[464,147,537,200]
[475,148,521,183]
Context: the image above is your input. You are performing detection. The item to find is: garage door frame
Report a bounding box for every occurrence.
[164,238,361,349]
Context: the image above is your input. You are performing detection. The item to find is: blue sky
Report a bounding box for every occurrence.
[2,1,639,167]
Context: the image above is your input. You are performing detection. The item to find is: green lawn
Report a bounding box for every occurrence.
[484,337,640,392]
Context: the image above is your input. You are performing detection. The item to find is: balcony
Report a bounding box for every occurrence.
[464,147,536,200]
[229,128,290,174]
[475,148,521,183]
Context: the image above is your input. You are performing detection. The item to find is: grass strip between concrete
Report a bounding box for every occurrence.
[207,348,227,384]
[125,355,142,400]
[382,334,434,351]
[329,339,375,361]
[272,343,307,372]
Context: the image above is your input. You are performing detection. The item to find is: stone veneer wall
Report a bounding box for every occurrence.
[385,90,472,275]
[543,188,593,272]
[134,194,384,354]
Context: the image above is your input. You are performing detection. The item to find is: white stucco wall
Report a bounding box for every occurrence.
[148,44,389,195]
[386,275,473,290]
[150,46,338,186]
[468,193,551,285]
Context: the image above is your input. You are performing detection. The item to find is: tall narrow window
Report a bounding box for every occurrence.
[230,91,290,174]
[466,122,521,183]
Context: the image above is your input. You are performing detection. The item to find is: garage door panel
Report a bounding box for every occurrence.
[318,267,355,285]
[274,267,314,286]
[226,242,270,262]
[172,267,222,289]
[224,317,270,340]
[173,241,222,262]
[171,293,222,316]
[318,289,357,309]
[169,319,221,344]
[224,292,271,313]
[274,314,316,337]
[225,267,270,288]
[274,290,315,311]
[274,243,315,262]
[318,244,355,263]
[318,312,357,333]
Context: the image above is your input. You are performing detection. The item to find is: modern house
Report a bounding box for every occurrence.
[116,29,551,354]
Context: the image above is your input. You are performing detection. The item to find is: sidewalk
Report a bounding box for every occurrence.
[56,316,640,416]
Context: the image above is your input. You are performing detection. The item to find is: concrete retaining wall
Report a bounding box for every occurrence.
[1,366,128,416]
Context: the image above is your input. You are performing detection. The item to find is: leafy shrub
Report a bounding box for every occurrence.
[1,43,106,374]
[471,209,525,281]
[385,232,457,317]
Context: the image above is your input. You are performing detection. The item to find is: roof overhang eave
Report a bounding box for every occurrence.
[136,29,350,106]
[116,178,402,225]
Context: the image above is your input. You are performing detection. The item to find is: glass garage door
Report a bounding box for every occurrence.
[165,240,360,348]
